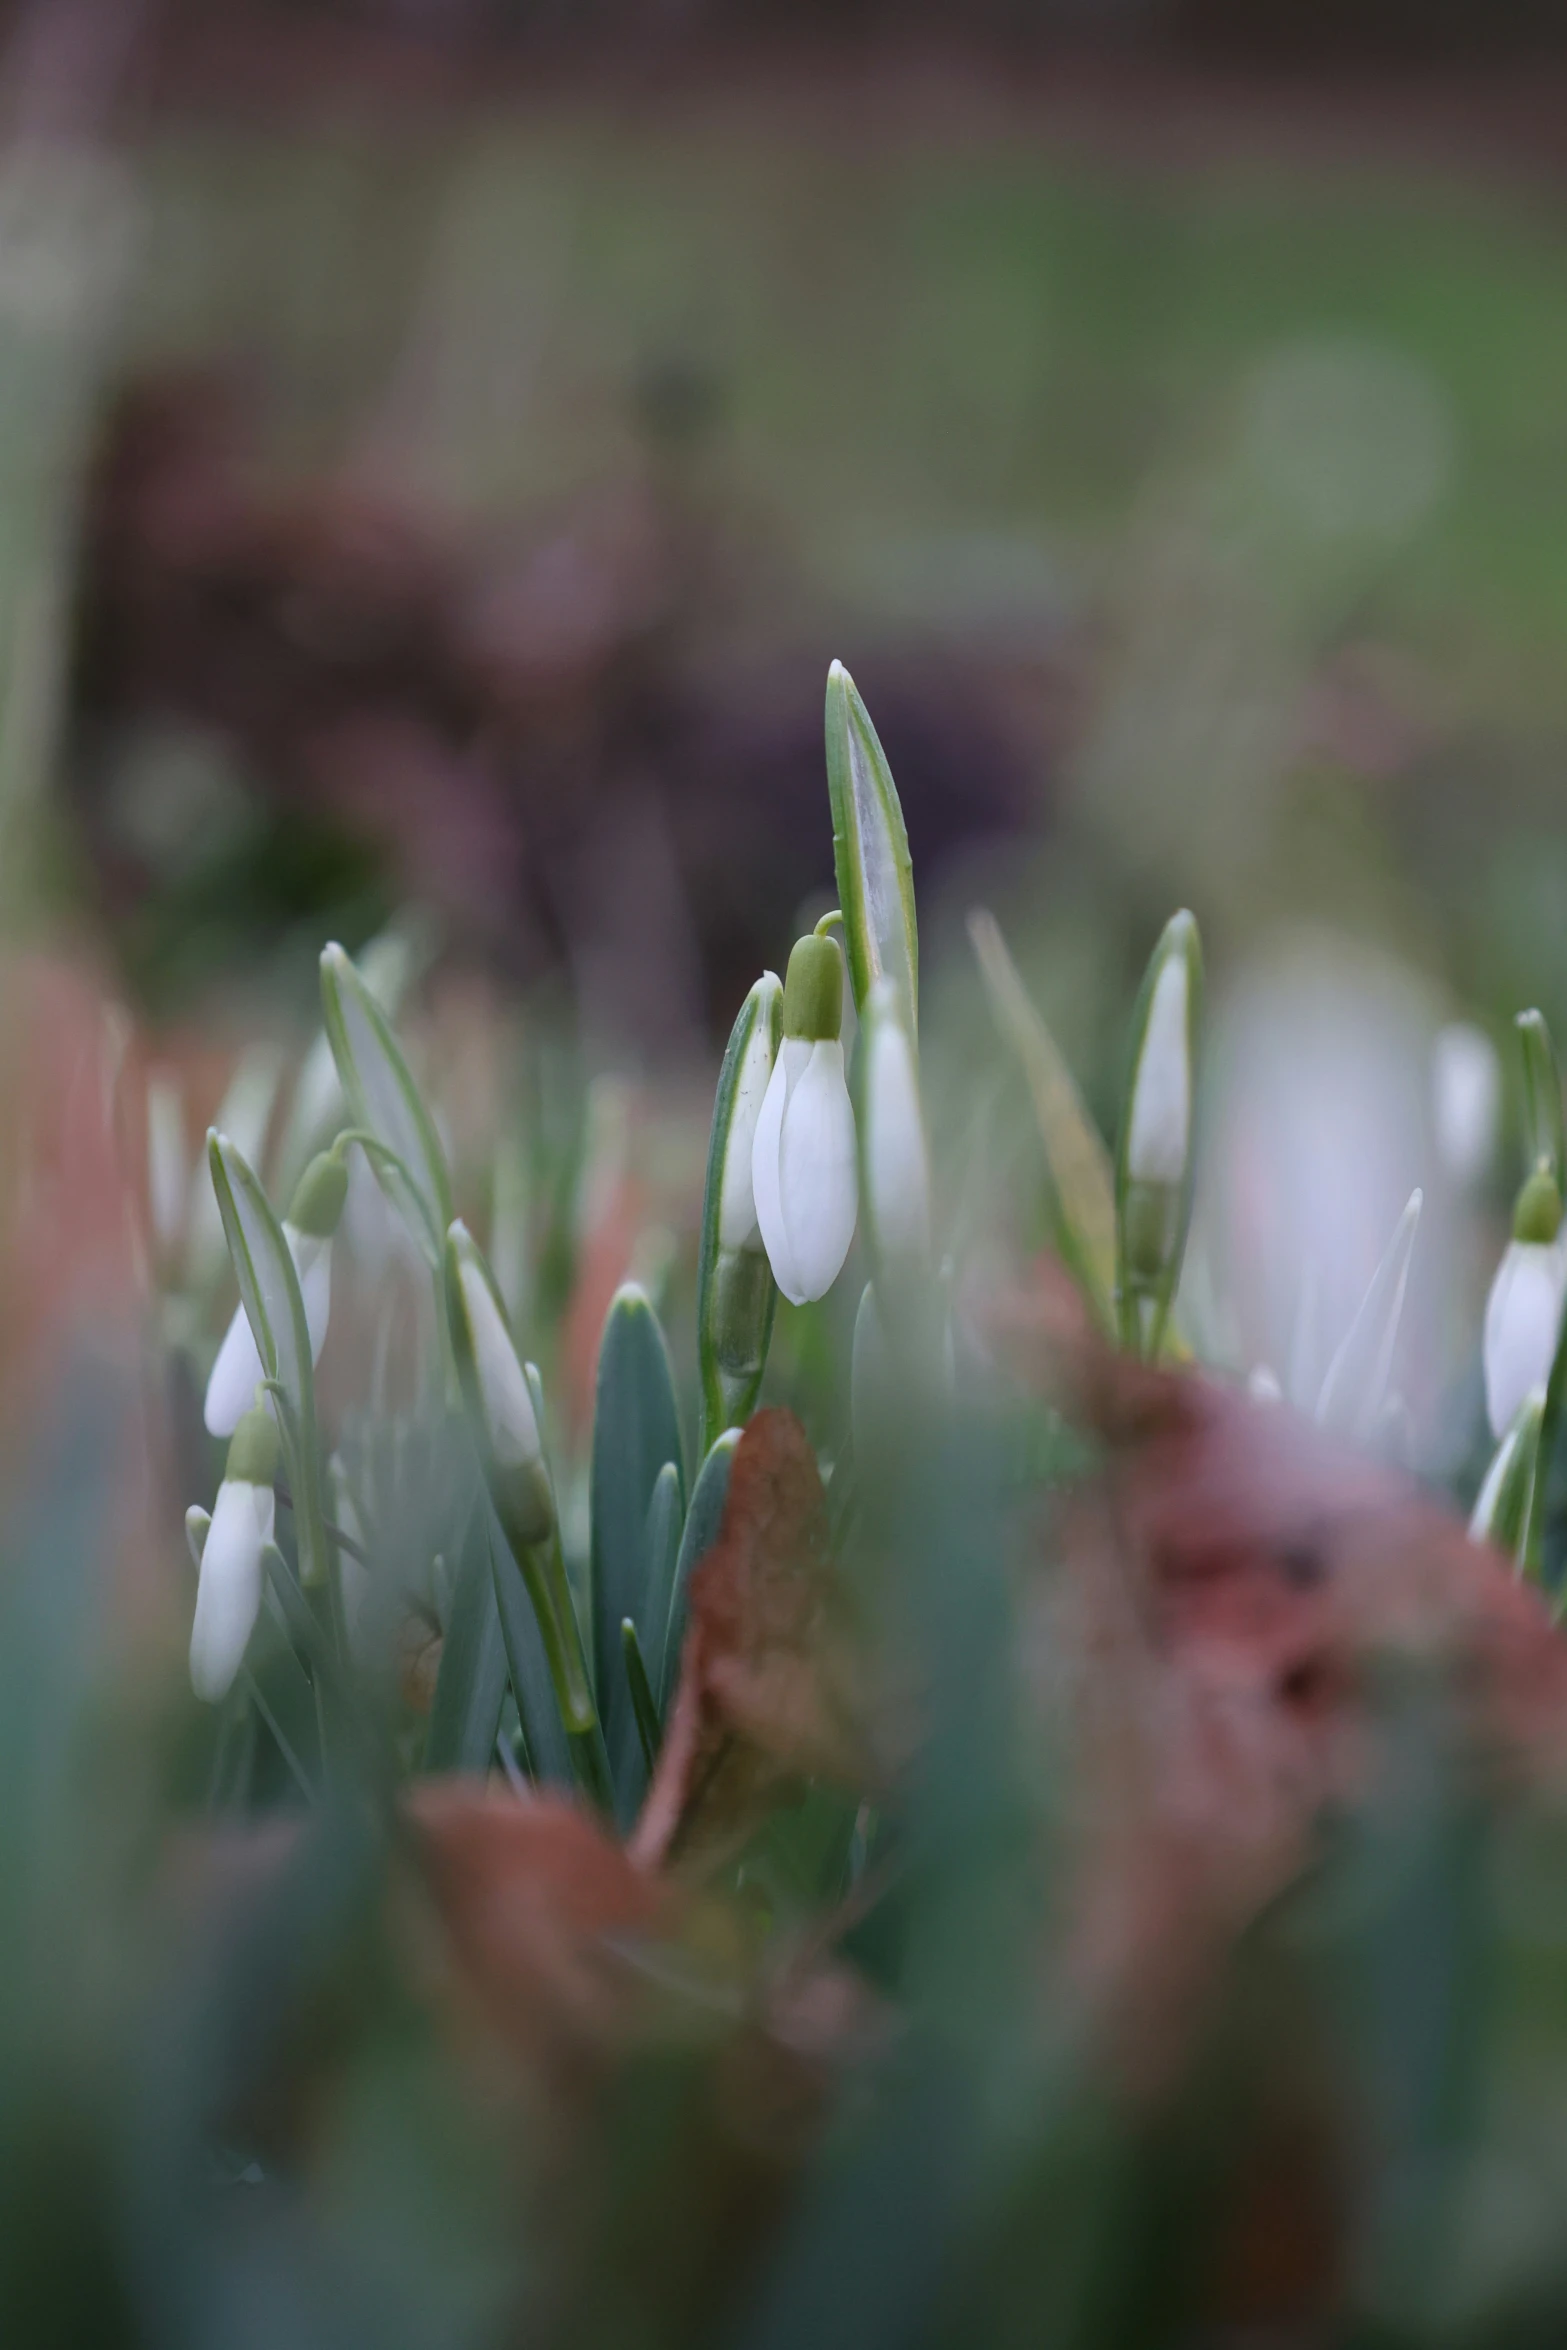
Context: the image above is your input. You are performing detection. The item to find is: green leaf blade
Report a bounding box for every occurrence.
[590,1284,684,1816]
[825,661,918,1036]
[659,1427,740,1711]
[968,909,1116,1321]
[320,941,452,1259]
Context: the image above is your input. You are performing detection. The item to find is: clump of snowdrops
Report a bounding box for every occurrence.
[168,657,1564,1822]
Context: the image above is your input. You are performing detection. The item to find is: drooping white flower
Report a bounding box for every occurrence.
[454,1237,543,1473]
[1432,1022,1500,1189]
[860,979,930,1273]
[1483,1237,1566,1438]
[751,934,857,1307]
[717,973,781,1255]
[203,1150,347,1436]
[1126,943,1192,1186]
[189,1405,278,1703]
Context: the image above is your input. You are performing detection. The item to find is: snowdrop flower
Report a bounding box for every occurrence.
[204,1149,348,1437]
[1483,1167,1567,1438]
[1432,1022,1500,1189]
[444,1219,554,1549]
[1126,941,1193,1188]
[752,932,858,1306]
[859,978,930,1277]
[189,1403,278,1703]
[1117,911,1203,1351]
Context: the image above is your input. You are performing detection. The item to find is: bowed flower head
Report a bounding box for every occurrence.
[189,1403,279,1703]
[752,933,858,1306]
[203,1150,347,1437]
[1125,926,1195,1190]
[1483,1166,1567,1438]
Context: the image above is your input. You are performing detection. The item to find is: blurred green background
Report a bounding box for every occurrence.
[3,13,1560,1061]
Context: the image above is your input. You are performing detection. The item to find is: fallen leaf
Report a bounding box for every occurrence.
[632,1409,873,1873]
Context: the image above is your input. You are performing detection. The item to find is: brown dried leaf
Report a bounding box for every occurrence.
[408,1782,666,2083]
[990,1254,1567,2094]
[396,1614,442,1715]
[632,1408,873,1873]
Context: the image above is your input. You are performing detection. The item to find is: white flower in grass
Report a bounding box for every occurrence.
[203,1150,347,1436]
[1126,941,1193,1187]
[1483,1168,1567,1439]
[189,1403,278,1703]
[752,933,858,1306]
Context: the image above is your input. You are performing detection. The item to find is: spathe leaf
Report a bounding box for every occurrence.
[1316,1190,1422,1439]
[968,908,1115,1322]
[825,660,918,1037]
[320,941,452,1265]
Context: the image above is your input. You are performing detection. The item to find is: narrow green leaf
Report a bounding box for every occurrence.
[590,1284,684,1812]
[320,940,452,1262]
[275,921,426,1199]
[642,1461,684,1684]
[824,660,918,1036]
[1471,1391,1543,1567]
[968,908,1115,1320]
[486,1510,574,1790]
[1524,1267,1567,1579]
[1316,1190,1422,1439]
[621,1619,661,1776]
[1517,1009,1565,1189]
[660,1427,740,1710]
[423,1506,509,1774]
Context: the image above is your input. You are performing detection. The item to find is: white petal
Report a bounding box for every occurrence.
[777,1041,858,1305]
[1127,954,1190,1185]
[718,1001,778,1253]
[189,1478,273,1703]
[458,1257,541,1468]
[865,1009,929,1263]
[203,1226,331,1436]
[1483,1241,1566,1437]
[752,1041,809,1302]
[203,1300,265,1437]
[291,1229,333,1363]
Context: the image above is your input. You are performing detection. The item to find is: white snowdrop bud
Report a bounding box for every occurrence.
[1483,1169,1566,1439]
[444,1220,554,1549]
[1126,936,1193,1188]
[752,934,858,1306]
[189,1404,279,1704]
